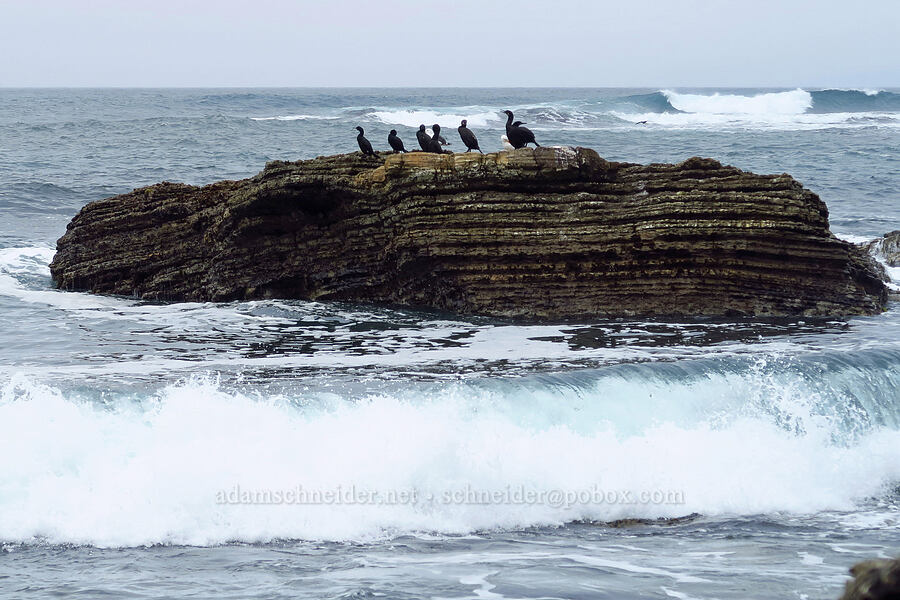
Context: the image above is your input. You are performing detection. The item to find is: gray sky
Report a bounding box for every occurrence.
[1,0,897,87]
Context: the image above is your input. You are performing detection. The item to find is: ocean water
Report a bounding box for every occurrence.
[1,88,899,599]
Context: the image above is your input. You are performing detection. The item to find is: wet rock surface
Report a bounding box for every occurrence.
[51,147,888,318]
[864,230,900,267]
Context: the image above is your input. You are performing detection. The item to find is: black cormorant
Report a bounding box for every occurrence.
[416,124,431,151]
[355,126,377,157]
[426,124,445,153]
[388,129,407,153]
[502,110,541,149]
[458,120,482,153]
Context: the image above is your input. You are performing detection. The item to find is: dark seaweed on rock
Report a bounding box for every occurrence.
[50,147,888,319]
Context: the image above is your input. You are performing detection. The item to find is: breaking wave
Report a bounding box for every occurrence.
[369,109,499,128]
[611,89,900,130]
[245,89,900,133]
[1,348,899,547]
[662,89,813,115]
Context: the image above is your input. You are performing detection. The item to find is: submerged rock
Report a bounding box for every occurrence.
[586,513,702,528]
[50,148,888,319]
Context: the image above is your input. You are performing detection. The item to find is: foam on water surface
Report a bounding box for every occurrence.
[1,350,898,547]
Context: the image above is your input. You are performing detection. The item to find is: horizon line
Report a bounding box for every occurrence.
[1,85,897,90]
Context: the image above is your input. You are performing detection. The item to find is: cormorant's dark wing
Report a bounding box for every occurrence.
[427,137,443,153]
[509,124,539,147]
[358,135,375,155]
[459,127,480,150]
[416,130,431,151]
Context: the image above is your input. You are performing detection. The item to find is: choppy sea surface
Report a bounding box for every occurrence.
[1,88,899,599]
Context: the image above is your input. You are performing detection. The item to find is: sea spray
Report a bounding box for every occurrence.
[2,357,898,547]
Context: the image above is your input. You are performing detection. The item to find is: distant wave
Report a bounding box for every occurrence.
[809,89,900,113]
[611,92,680,114]
[249,89,900,133]
[250,115,339,121]
[826,88,884,96]
[369,109,499,128]
[609,110,900,131]
[663,89,813,115]
[369,106,626,130]
[0,182,98,214]
[611,89,900,117]
[198,92,318,110]
[608,88,900,130]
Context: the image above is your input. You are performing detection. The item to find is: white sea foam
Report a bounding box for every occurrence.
[836,231,900,293]
[1,369,897,547]
[835,232,875,245]
[662,89,813,115]
[370,109,499,129]
[798,552,825,566]
[828,88,885,96]
[0,247,819,381]
[0,246,55,273]
[849,234,900,292]
[564,555,710,583]
[608,89,900,131]
[611,110,900,131]
[661,587,702,600]
[884,267,900,292]
[0,246,134,310]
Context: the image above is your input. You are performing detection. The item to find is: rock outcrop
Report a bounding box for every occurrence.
[864,230,900,267]
[50,147,888,319]
[839,558,900,600]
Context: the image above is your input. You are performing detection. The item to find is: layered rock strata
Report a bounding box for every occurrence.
[50,148,888,318]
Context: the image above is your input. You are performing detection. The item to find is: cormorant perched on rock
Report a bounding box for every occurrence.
[416,124,431,151]
[388,129,407,153]
[428,128,449,146]
[355,126,377,157]
[426,124,445,153]
[502,110,541,149]
[458,120,482,153]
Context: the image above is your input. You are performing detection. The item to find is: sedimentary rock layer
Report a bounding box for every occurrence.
[50,147,887,318]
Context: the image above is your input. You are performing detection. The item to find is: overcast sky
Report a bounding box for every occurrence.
[1,0,897,87]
